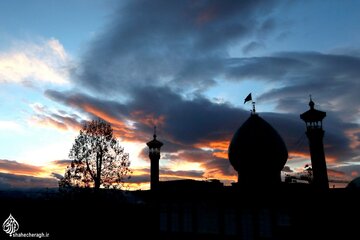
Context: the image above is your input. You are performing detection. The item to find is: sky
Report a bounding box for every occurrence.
[1,0,360,190]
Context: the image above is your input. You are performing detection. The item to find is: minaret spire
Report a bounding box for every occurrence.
[300,96,328,189]
[147,126,163,191]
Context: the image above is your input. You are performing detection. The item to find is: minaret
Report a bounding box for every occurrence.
[146,126,163,191]
[300,96,329,189]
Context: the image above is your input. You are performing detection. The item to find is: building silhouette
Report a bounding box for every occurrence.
[300,97,329,189]
[146,98,359,240]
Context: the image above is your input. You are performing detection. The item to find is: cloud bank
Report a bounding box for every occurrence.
[36,0,360,188]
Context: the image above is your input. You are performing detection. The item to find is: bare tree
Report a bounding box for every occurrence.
[60,119,132,189]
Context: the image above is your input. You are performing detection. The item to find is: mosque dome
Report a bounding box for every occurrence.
[228,114,288,187]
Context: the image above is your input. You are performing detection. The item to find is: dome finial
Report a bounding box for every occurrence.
[309,94,315,109]
[252,101,256,115]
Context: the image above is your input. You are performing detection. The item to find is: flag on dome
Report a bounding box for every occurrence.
[244,93,252,104]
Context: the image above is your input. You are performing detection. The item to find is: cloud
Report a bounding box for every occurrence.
[0,158,72,184]
[0,172,58,190]
[161,169,204,179]
[51,160,72,167]
[328,163,360,182]
[327,169,346,178]
[0,159,44,176]
[242,41,265,55]
[0,38,70,85]
[226,52,360,120]
[29,102,84,131]
[127,174,150,184]
[45,87,248,146]
[75,0,286,94]
[222,51,360,162]
[282,166,293,173]
[51,172,63,180]
[44,89,136,140]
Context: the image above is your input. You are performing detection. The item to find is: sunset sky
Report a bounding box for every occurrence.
[1,0,360,190]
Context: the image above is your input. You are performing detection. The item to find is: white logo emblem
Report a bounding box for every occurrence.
[2,214,19,236]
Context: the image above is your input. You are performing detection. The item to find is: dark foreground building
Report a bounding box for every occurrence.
[151,99,360,239]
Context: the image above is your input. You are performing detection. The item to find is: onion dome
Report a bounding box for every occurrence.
[228,114,288,187]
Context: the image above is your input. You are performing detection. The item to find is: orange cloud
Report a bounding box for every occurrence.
[30,116,68,131]
[202,168,237,185]
[325,155,337,163]
[327,169,346,178]
[345,129,360,150]
[130,111,165,128]
[82,104,135,140]
[41,160,73,178]
[213,151,227,159]
[0,159,45,176]
[195,140,230,151]
[288,151,310,160]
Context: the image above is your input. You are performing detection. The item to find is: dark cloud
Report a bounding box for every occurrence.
[221,51,360,161]
[51,159,72,167]
[128,170,204,184]
[46,87,248,148]
[242,41,265,55]
[51,172,63,180]
[46,85,358,169]
[228,52,360,121]
[282,166,293,173]
[258,18,277,38]
[0,172,58,190]
[75,0,285,94]
[127,174,149,184]
[225,56,308,82]
[161,169,204,179]
[205,157,237,177]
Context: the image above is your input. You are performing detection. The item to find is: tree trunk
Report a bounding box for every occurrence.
[95,149,103,189]
[94,177,101,189]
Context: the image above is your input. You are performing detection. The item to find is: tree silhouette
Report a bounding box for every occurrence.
[59,119,132,189]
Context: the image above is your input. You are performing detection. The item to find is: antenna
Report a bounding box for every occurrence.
[252,101,256,114]
[153,126,157,139]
